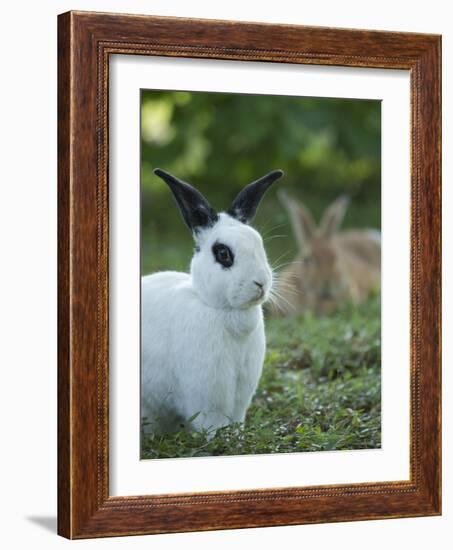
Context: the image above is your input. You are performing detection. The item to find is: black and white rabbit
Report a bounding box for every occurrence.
[141,168,283,434]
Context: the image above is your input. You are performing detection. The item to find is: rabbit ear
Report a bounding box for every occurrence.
[319,195,350,238]
[154,169,218,233]
[228,170,284,224]
[278,190,315,251]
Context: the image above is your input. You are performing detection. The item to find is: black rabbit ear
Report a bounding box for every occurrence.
[228,170,284,224]
[153,169,218,233]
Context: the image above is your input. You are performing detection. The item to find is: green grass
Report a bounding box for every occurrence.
[141,293,381,459]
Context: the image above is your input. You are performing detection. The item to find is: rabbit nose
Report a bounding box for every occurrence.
[254,281,265,298]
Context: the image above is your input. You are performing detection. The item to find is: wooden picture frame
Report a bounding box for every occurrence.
[58,10,441,539]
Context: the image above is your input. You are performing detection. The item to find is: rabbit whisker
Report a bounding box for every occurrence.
[266,292,287,313]
[272,259,305,271]
[264,234,288,242]
[261,222,289,238]
[269,288,296,312]
[271,273,298,289]
[272,260,299,271]
[271,250,292,270]
[273,284,300,296]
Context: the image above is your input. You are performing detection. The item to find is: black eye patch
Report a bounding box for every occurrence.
[212,242,234,268]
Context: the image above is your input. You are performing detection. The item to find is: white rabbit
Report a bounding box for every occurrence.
[141,168,284,434]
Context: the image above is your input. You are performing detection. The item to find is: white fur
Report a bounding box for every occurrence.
[141,213,272,434]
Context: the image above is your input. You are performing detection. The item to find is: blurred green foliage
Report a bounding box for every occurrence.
[141,90,381,274]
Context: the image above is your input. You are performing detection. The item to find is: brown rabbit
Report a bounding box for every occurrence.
[271,191,381,316]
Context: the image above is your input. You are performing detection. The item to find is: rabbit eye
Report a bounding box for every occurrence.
[212,243,234,268]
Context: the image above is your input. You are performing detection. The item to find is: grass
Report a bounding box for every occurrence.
[141,293,381,459]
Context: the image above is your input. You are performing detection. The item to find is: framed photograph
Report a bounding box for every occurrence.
[58,11,441,538]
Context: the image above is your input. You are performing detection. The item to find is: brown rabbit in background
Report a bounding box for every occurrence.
[272,191,381,316]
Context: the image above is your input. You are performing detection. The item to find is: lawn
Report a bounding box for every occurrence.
[141,293,381,459]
